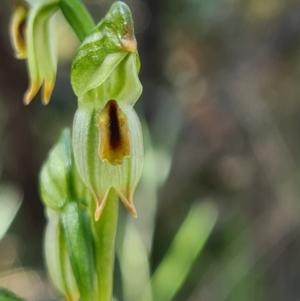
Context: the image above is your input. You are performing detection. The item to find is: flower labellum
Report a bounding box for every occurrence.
[97,99,131,165]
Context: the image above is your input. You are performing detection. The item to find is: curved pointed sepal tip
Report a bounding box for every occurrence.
[15,52,27,59]
[119,192,137,217]
[93,190,110,221]
[121,37,137,52]
[10,2,28,60]
[127,204,138,218]
[23,80,42,105]
[42,79,55,105]
[94,202,105,221]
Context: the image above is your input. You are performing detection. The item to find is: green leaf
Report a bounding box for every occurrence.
[0,287,26,301]
[59,0,95,42]
[61,202,96,301]
[143,202,218,301]
[117,219,152,301]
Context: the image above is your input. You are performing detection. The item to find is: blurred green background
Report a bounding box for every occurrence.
[2,0,300,300]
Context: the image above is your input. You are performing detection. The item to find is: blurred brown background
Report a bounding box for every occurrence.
[2,0,300,300]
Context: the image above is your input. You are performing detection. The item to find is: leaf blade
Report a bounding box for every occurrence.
[145,202,218,301]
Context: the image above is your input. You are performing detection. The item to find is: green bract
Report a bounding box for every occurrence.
[61,202,96,301]
[71,1,144,221]
[45,209,79,301]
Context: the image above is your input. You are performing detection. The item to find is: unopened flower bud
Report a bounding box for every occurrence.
[39,129,91,211]
[44,209,79,301]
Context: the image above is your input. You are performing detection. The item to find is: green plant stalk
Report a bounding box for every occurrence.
[59,0,95,42]
[91,189,119,301]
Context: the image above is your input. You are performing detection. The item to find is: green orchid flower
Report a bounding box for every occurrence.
[10,0,59,105]
[71,1,144,221]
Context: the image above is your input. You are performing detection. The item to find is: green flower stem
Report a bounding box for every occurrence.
[59,0,95,42]
[91,189,119,301]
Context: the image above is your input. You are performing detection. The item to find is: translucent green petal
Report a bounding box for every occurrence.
[73,105,143,219]
[76,52,127,100]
